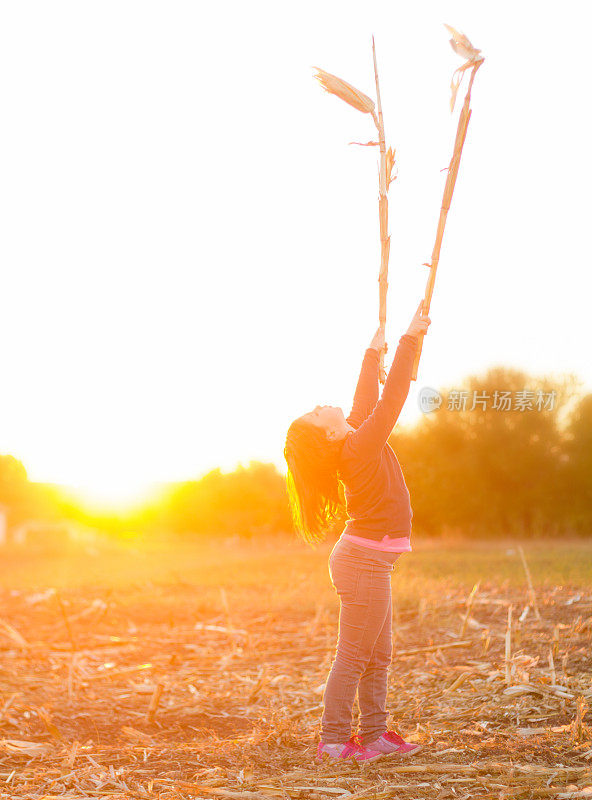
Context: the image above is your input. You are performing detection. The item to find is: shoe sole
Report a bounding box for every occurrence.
[315,752,384,763]
[316,744,422,763]
[379,743,423,758]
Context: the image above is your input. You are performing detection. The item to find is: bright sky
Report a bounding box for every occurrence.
[0,1,590,508]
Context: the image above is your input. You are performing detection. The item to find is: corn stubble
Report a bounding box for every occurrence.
[313,27,485,384]
[0,560,590,798]
[314,39,396,385]
[411,25,485,380]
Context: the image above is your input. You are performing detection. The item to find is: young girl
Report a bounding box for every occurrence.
[283,299,431,763]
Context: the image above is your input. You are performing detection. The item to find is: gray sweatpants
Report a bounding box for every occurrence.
[320,536,401,745]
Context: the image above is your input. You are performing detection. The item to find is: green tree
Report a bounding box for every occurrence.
[161,461,293,537]
[395,368,576,537]
[561,393,592,533]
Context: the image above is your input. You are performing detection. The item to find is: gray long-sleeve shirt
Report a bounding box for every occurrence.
[337,333,418,542]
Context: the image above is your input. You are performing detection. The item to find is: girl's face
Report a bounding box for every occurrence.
[301,405,345,432]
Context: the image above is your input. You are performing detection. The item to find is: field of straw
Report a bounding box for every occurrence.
[1,534,591,799]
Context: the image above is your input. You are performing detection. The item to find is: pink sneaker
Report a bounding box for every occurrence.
[316,734,383,762]
[363,730,422,756]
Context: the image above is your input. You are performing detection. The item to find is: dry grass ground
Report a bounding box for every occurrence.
[1,534,591,799]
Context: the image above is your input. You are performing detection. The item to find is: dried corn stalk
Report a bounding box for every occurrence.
[314,37,396,384]
[411,25,484,380]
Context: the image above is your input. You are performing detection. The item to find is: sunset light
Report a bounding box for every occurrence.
[0,3,590,500]
[0,3,591,792]
[60,478,165,514]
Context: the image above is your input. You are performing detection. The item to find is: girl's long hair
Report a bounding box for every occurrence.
[283,417,346,546]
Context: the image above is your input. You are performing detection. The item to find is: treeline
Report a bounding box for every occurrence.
[1,366,591,541]
[139,365,592,539]
[395,367,591,537]
[153,461,293,537]
[0,456,69,527]
[0,456,294,540]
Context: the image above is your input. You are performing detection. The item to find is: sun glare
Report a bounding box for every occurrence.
[63,480,162,514]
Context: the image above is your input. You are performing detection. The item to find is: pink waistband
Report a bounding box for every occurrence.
[341,532,412,552]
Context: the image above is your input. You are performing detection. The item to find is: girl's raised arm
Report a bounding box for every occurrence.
[346,302,430,459]
[346,347,380,429]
